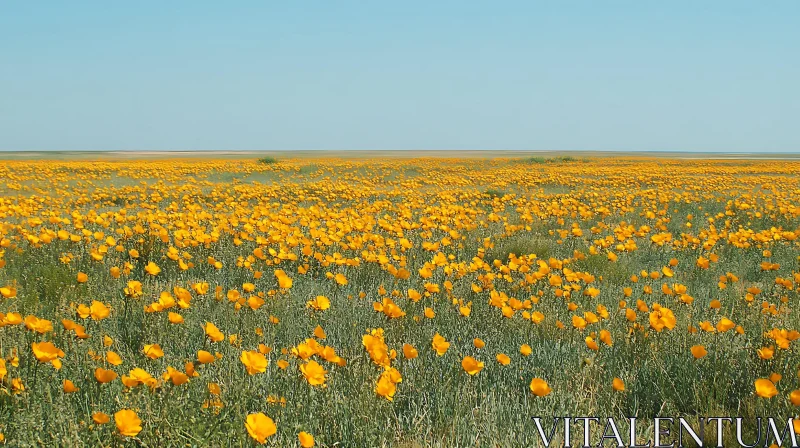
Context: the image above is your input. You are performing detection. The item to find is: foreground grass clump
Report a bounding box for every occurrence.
[0,156,799,446]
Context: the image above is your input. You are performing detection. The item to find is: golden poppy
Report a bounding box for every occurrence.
[299,431,315,447]
[240,350,268,375]
[245,413,277,443]
[432,333,450,356]
[461,356,484,375]
[530,378,552,397]
[755,379,778,398]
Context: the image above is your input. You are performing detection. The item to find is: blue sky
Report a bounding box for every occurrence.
[0,1,797,152]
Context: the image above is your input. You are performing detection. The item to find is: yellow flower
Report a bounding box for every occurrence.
[204,322,225,342]
[24,315,53,334]
[106,351,123,366]
[530,378,552,397]
[164,366,189,386]
[143,344,164,359]
[63,379,79,393]
[758,347,774,360]
[432,333,450,356]
[612,378,625,392]
[790,390,800,406]
[299,360,328,386]
[690,345,707,359]
[520,344,532,356]
[240,350,268,375]
[375,367,402,401]
[197,350,216,364]
[114,409,142,437]
[31,341,64,364]
[306,295,331,311]
[0,285,17,299]
[716,317,735,333]
[89,301,110,320]
[403,343,418,359]
[92,412,110,424]
[94,368,118,384]
[299,431,315,447]
[275,270,293,289]
[144,261,161,276]
[461,356,484,375]
[755,378,778,398]
[245,413,277,444]
[648,305,677,332]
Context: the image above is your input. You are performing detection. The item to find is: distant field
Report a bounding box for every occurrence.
[0,155,799,446]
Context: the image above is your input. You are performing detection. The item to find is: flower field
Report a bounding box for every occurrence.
[1,155,800,446]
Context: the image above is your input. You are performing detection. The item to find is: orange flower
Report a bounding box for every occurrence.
[530,378,552,397]
[240,350,268,375]
[754,379,778,398]
[245,413,277,444]
[63,379,79,393]
[204,322,225,342]
[114,409,142,437]
[306,295,331,311]
[92,412,110,424]
[31,341,64,364]
[94,367,118,384]
[690,345,707,359]
[24,315,53,334]
[299,360,328,386]
[649,305,677,332]
[432,333,450,356]
[144,261,161,276]
[299,431,315,447]
[89,301,110,320]
[197,350,216,364]
[716,317,735,333]
[0,285,17,299]
[143,344,164,359]
[106,351,123,366]
[757,347,774,360]
[790,390,800,406]
[461,356,484,375]
[375,367,402,401]
[402,343,418,359]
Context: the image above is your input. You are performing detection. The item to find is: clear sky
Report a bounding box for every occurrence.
[1,1,798,152]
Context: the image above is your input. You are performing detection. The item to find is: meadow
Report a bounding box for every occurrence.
[0,154,799,446]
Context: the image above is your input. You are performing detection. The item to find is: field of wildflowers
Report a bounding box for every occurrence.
[0,155,799,446]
